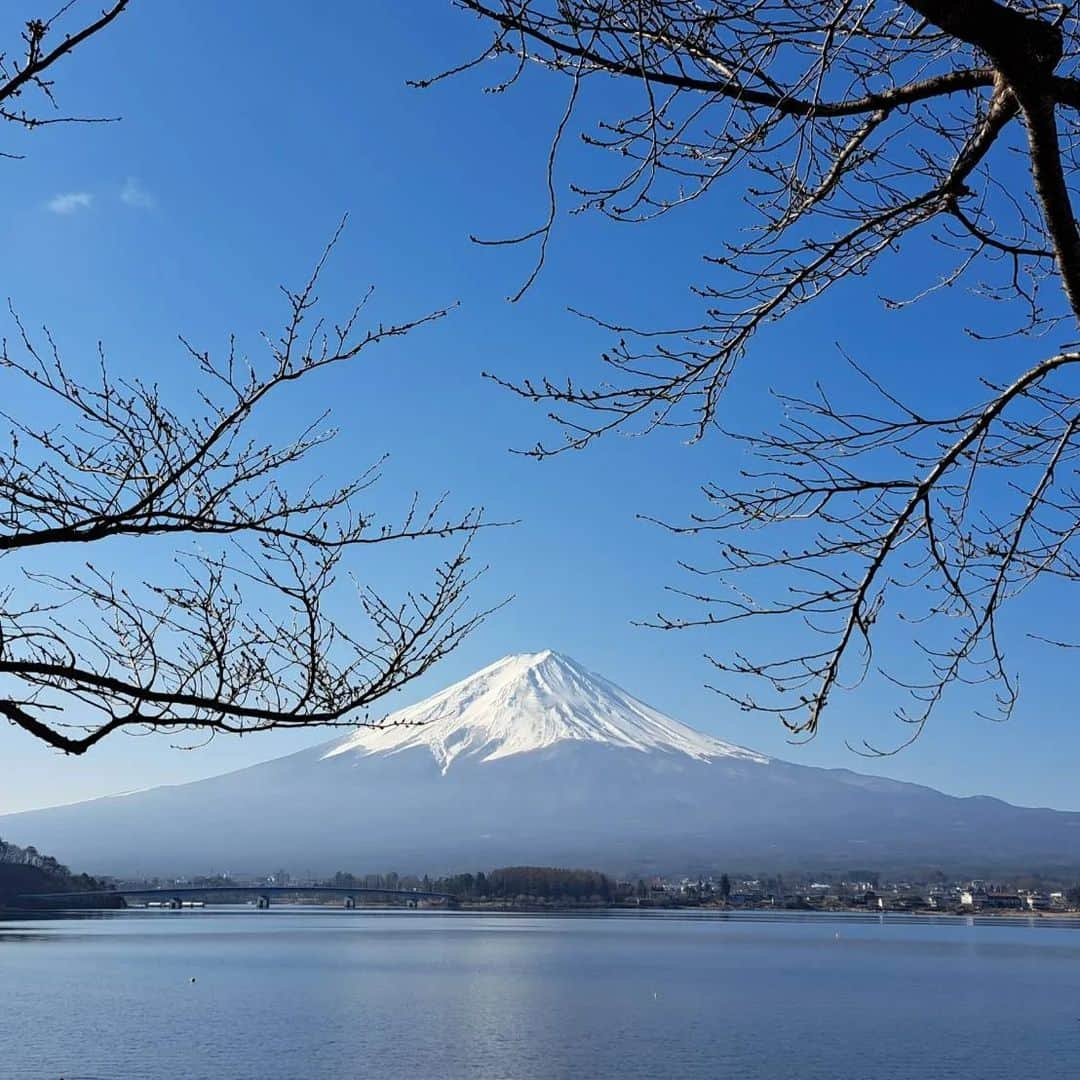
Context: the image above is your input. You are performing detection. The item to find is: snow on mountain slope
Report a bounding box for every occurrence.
[323,650,768,773]
[4,649,1080,877]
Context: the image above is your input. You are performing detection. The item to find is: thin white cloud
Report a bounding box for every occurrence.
[48,192,93,214]
[120,177,156,209]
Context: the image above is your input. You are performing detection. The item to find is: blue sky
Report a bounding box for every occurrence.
[2,0,1078,815]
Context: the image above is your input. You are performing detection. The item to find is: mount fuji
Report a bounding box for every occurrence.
[2,650,1078,876]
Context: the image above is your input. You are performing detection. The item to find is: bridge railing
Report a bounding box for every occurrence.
[17,885,454,904]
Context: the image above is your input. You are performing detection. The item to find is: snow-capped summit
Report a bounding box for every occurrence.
[323,649,768,773]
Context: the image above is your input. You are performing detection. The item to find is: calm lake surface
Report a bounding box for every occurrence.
[2,908,1078,1079]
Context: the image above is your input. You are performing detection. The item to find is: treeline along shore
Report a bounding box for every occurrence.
[7,848,1080,916]
[0,837,123,911]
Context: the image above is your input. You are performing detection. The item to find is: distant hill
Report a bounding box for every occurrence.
[0,837,120,909]
[3,651,1080,878]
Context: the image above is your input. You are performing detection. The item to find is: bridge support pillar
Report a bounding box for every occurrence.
[343,896,356,909]
[169,898,183,910]
[255,895,271,909]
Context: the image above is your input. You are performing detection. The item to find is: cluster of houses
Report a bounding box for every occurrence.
[654,875,1077,914]
[954,885,1070,912]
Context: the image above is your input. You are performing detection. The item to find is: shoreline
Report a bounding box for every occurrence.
[4,901,1078,921]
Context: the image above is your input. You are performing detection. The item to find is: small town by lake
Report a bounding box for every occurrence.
[3,907,1078,1080]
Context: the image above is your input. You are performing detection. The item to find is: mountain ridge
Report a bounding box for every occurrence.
[2,649,1078,877]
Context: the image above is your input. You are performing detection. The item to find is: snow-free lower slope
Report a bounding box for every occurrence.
[3,650,1079,877]
[324,650,768,773]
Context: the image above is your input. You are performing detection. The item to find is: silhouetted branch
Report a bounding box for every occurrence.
[1,225,506,753]
[439,0,1080,745]
[1,1,130,151]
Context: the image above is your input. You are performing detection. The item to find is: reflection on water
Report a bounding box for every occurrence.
[0,929,54,943]
[2,908,1078,1079]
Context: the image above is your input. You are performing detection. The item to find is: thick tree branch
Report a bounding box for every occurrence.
[0,1,130,138]
[456,0,995,116]
[443,0,1080,745]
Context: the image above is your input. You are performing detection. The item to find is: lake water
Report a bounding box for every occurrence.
[1,908,1078,1079]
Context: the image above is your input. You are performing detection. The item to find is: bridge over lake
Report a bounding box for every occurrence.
[18,885,454,909]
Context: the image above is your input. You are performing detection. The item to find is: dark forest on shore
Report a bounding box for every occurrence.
[0,837,121,909]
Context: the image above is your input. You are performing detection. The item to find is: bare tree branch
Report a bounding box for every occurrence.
[1,225,508,754]
[437,0,1080,747]
[1,1,130,150]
